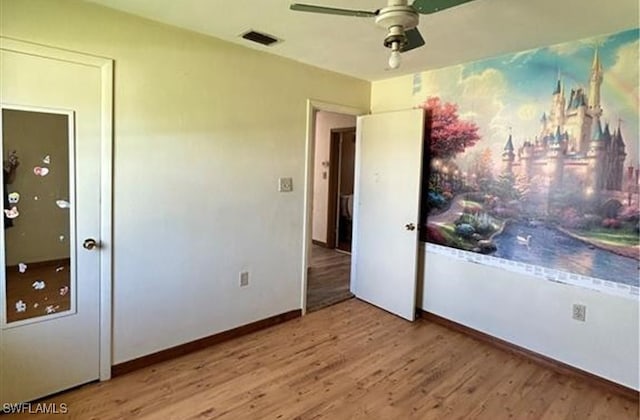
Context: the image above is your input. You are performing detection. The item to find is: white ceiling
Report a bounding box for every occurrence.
[86,0,639,81]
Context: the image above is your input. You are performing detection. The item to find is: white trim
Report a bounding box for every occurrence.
[1,37,114,381]
[0,37,112,68]
[301,100,368,314]
[351,117,364,301]
[99,60,114,381]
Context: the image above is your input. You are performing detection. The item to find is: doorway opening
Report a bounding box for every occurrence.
[328,128,356,253]
[302,102,365,314]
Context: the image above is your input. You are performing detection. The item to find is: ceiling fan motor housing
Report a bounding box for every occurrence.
[375,4,419,49]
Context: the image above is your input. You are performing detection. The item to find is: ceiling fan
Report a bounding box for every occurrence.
[290,0,475,69]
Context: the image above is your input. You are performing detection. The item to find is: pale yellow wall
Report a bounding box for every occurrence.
[371,74,418,113]
[0,0,370,363]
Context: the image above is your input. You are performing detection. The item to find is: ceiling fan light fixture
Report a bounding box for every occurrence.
[384,26,406,70]
[290,0,476,69]
[388,41,402,69]
[377,7,417,70]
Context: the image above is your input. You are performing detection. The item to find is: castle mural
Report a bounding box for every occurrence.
[503,49,627,205]
[419,28,639,292]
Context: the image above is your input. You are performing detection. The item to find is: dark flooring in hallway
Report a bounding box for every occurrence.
[306,245,352,312]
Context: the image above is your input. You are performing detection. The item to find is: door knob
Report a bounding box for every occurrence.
[83,238,99,250]
[405,223,416,231]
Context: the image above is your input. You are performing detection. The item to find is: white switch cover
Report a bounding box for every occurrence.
[279,177,293,192]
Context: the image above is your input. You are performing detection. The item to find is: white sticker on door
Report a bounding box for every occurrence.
[33,166,49,176]
[15,300,27,313]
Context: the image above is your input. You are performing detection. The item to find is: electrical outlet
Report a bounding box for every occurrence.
[278,177,293,192]
[572,304,586,322]
[240,271,249,287]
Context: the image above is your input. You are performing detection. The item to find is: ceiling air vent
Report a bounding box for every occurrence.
[241,30,280,46]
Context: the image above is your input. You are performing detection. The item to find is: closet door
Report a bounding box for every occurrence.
[1,42,107,405]
[351,109,424,321]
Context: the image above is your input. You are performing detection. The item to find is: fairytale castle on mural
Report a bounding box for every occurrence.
[501,49,627,194]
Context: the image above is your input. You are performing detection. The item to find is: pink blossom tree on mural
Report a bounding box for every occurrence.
[420,96,480,159]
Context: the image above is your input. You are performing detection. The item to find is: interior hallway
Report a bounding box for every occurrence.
[13,299,638,419]
[306,244,353,312]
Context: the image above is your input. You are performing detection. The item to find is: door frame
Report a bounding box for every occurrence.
[0,37,114,381]
[301,100,367,314]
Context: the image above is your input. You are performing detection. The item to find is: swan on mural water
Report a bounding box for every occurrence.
[516,234,532,246]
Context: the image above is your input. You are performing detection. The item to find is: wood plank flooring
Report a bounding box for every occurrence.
[306,245,353,313]
[13,299,638,419]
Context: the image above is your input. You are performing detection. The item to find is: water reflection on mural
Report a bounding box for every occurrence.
[419,28,639,288]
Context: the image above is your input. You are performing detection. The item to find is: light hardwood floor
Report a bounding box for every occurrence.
[15,299,638,419]
[306,245,353,313]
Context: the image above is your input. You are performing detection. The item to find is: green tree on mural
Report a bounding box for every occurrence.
[492,172,521,201]
[470,147,495,191]
[420,96,481,159]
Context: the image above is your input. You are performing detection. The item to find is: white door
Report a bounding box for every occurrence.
[351,109,424,321]
[1,44,106,403]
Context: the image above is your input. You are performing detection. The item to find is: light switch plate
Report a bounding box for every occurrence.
[279,177,293,192]
[572,304,586,322]
[240,271,249,287]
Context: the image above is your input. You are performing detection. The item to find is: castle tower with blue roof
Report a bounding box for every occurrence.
[502,48,627,195]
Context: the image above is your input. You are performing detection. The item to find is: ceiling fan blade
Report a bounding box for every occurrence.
[290,3,378,17]
[411,0,475,14]
[401,27,425,52]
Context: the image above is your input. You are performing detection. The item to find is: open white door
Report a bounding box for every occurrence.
[351,109,424,321]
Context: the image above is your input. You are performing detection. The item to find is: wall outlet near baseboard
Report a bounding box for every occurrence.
[240,271,249,287]
[572,304,586,322]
